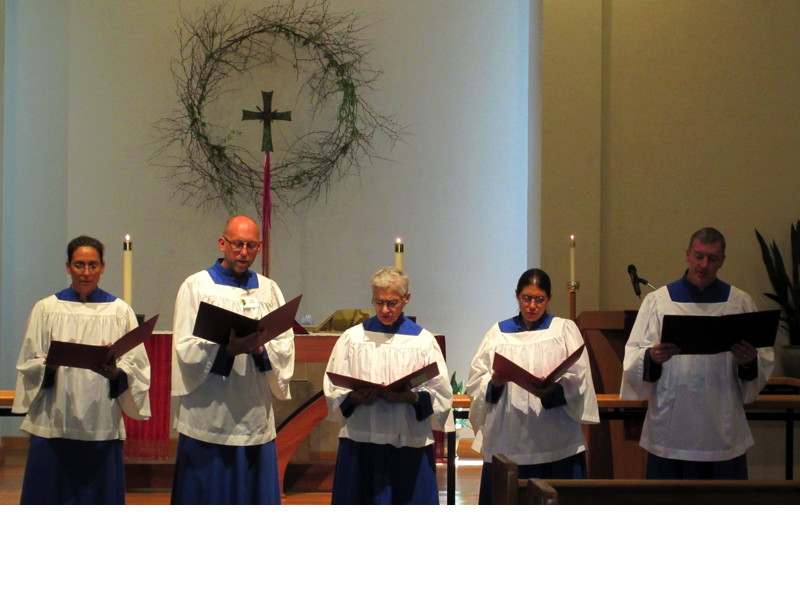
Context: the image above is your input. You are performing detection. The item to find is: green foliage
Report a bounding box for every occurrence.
[153,0,403,215]
[755,220,800,345]
[450,372,465,395]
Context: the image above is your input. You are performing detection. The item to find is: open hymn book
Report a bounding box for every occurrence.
[491,344,585,395]
[192,295,302,345]
[46,314,159,369]
[327,362,440,393]
[660,309,780,354]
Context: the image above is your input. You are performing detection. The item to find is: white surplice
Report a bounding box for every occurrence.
[171,270,295,446]
[467,315,598,465]
[14,293,151,440]
[621,282,774,461]
[324,319,452,448]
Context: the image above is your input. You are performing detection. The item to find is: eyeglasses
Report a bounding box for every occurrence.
[223,237,260,252]
[374,298,404,308]
[70,262,102,272]
[519,294,547,305]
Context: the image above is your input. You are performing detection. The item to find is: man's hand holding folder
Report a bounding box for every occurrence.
[192,295,302,353]
[659,309,779,355]
[225,327,268,356]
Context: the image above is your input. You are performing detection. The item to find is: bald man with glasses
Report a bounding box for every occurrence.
[170,215,295,504]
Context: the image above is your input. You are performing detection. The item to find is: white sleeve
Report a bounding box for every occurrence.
[263,282,295,401]
[739,293,775,404]
[115,303,152,420]
[559,320,599,424]
[417,333,453,432]
[323,330,355,423]
[13,301,48,414]
[466,326,496,433]
[620,292,661,400]
[171,277,219,396]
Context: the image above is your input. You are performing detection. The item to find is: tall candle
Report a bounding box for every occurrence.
[394,238,404,272]
[123,234,133,306]
[569,235,576,282]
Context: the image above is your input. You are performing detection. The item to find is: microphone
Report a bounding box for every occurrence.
[628,264,642,297]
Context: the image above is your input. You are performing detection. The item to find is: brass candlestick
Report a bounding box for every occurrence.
[568,281,580,321]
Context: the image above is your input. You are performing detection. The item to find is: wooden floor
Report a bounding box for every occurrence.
[0,437,482,505]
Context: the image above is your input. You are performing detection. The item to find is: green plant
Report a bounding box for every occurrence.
[755,220,800,345]
[450,372,465,395]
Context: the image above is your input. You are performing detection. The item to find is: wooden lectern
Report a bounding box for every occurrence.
[576,310,646,478]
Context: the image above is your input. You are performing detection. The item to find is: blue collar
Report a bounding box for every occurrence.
[55,286,116,303]
[498,312,553,333]
[667,272,731,303]
[362,314,422,336]
[207,259,259,289]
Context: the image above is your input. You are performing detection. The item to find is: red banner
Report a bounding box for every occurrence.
[123,333,172,459]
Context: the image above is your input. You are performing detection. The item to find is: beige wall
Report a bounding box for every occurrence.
[541,0,800,477]
[541,0,800,366]
[541,0,604,316]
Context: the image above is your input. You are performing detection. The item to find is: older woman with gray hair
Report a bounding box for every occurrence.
[323,267,452,504]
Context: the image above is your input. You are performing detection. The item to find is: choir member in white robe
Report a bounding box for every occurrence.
[171,215,294,504]
[13,235,151,504]
[467,268,598,504]
[621,227,774,479]
[324,267,452,504]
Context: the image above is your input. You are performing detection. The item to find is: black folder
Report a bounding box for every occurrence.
[192,295,302,345]
[660,309,780,354]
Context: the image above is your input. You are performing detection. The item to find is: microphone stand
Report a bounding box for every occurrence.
[636,276,657,295]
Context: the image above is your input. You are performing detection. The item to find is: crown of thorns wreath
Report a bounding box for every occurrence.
[153,1,403,215]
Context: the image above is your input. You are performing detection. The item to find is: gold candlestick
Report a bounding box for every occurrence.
[568,280,580,321]
[123,234,133,306]
[394,238,404,272]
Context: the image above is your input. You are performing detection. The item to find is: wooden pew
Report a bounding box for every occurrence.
[491,454,524,504]
[491,454,800,504]
[527,478,800,504]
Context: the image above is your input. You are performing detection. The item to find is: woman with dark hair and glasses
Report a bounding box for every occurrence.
[467,268,598,504]
[13,235,151,504]
[323,266,453,504]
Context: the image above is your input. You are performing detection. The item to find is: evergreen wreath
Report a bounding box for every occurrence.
[153,0,402,214]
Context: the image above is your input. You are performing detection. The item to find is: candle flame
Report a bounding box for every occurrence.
[125,234,131,242]
[396,237,402,244]
[570,234,575,246]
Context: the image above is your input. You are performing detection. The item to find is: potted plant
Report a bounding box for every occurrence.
[755,220,800,377]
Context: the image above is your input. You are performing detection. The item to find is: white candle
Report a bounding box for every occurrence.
[394,237,404,272]
[123,234,133,306]
[569,235,575,282]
